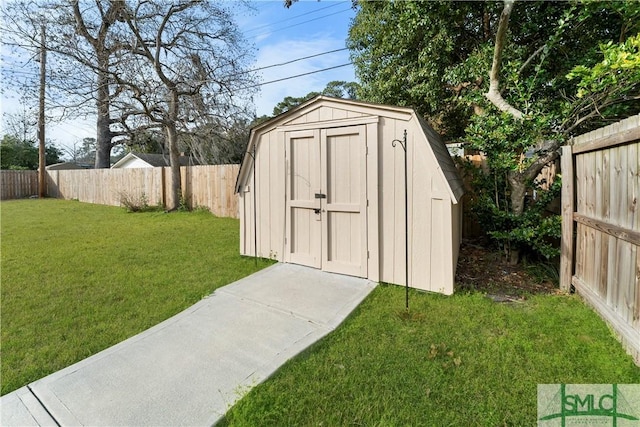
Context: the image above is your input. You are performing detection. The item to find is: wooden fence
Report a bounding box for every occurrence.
[560,114,640,364]
[1,170,39,200]
[46,164,240,218]
[459,154,560,238]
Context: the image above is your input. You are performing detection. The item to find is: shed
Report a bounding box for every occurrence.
[236,96,464,295]
[111,152,198,169]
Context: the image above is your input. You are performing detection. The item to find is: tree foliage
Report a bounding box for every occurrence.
[348,0,639,261]
[1,135,62,170]
[271,80,360,116]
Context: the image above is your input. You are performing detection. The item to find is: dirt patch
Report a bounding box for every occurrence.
[455,240,560,297]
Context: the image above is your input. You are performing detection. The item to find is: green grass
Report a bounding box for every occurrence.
[220,286,640,426]
[1,199,272,395]
[3,200,639,424]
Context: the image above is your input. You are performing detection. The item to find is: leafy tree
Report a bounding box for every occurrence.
[74,137,97,165]
[1,135,62,170]
[348,0,639,262]
[272,80,360,116]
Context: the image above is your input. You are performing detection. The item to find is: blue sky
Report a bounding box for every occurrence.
[241,0,357,116]
[0,0,358,153]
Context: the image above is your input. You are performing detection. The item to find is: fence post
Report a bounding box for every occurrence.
[161,167,167,209]
[560,144,574,291]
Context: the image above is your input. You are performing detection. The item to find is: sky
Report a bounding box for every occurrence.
[0,0,358,156]
[242,0,356,116]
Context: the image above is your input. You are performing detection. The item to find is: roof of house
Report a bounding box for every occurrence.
[236,95,464,203]
[111,152,199,168]
[45,162,93,170]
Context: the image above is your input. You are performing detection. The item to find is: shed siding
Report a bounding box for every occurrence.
[378,116,402,285]
[240,131,286,260]
[238,97,462,295]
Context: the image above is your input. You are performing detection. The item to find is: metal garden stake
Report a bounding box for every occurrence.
[246,144,258,267]
[392,129,409,311]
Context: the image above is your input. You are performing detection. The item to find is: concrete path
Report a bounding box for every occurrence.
[1,263,376,426]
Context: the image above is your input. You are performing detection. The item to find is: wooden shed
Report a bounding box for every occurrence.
[236,96,464,295]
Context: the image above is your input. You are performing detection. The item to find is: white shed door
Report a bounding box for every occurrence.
[320,126,368,277]
[286,126,368,277]
[287,129,322,268]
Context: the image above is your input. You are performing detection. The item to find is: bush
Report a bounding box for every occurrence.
[119,192,163,213]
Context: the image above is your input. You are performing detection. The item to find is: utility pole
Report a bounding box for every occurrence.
[38,24,46,198]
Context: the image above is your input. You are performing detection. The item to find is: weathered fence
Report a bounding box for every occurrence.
[560,114,640,363]
[459,154,560,238]
[47,164,240,218]
[0,170,39,200]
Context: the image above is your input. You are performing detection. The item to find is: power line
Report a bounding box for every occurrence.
[241,62,353,90]
[243,1,348,34]
[233,47,349,77]
[252,8,352,39]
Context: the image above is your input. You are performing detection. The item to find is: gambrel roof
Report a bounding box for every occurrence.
[236,95,464,203]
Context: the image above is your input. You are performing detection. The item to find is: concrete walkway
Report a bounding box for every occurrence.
[1,263,376,426]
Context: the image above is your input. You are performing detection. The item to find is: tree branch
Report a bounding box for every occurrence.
[518,44,545,76]
[485,0,524,119]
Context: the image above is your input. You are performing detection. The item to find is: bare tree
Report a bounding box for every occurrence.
[2,85,38,143]
[67,0,130,168]
[1,0,133,168]
[115,0,257,210]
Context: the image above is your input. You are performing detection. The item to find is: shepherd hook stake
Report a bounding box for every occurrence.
[246,144,258,267]
[391,129,409,311]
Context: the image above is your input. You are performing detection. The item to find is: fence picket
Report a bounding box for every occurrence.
[563,114,640,365]
[2,165,241,218]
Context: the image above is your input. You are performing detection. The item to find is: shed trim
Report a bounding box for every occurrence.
[414,113,465,204]
[236,96,463,205]
[276,115,380,132]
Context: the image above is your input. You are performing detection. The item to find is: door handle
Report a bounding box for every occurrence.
[314,208,321,214]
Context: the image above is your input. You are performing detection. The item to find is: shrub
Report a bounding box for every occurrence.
[119,192,163,213]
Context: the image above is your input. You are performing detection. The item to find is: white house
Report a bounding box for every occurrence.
[111,152,198,169]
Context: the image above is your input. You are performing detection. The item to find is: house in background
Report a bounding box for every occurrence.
[46,162,93,170]
[111,152,199,169]
[235,96,464,295]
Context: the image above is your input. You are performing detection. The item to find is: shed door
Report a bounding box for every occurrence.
[286,126,368,277]
[321,126,368,277]
[287,129,322,268]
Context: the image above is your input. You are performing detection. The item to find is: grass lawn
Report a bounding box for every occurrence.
[3,200,639,424]
[1,199,272,395]
[220,286,640,426]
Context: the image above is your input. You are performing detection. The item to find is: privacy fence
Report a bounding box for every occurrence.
[560,114,640,363]
[1,165,239,218]
[0,170,38,200]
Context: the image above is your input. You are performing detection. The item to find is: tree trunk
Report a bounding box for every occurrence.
[507,171,527,217]
[507,171,527,264]
[94,55,112,168]
[165,90,182,211]
[485,0,524,119]
[506,145,561,264]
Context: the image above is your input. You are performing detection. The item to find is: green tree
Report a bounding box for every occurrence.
[348,0,639,262]
[272,81,360,116]
[1,135,62,170]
